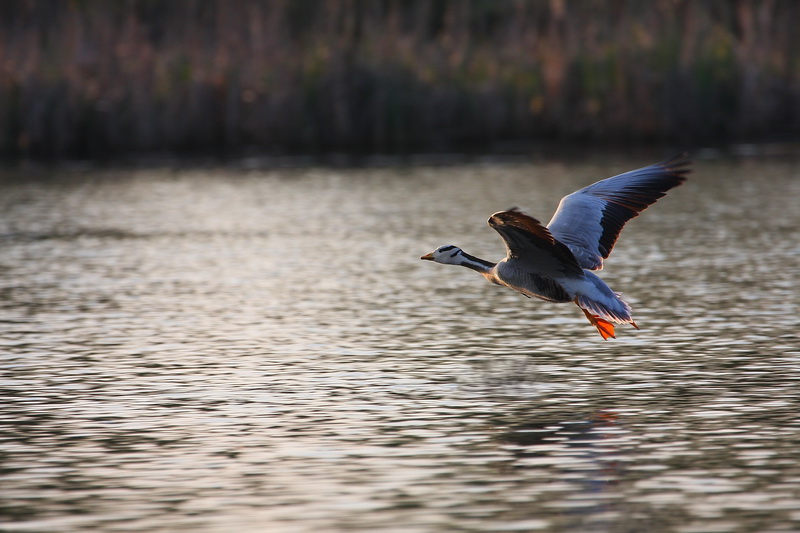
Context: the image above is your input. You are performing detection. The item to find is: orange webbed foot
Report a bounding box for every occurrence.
[579,307,616,340]
[593,317,616,340]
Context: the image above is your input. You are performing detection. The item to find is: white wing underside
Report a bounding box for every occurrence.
[546,155,689,270]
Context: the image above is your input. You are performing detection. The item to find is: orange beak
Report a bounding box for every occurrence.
[420,252,434,261]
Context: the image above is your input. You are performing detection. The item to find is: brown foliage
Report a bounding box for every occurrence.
[1,0,799,160]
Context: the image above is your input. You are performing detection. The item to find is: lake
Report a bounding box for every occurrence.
[1,154,799,532]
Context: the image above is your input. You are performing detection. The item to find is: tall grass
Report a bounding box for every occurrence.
[1,0,799,160]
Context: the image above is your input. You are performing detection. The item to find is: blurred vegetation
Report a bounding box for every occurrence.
[1,0,799,160]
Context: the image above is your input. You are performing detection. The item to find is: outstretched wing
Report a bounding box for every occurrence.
[488,208,584,278]
[546,154,690,270]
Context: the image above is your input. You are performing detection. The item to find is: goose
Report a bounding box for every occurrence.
[420,155,690,339]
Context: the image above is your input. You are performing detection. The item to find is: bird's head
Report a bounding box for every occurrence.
[420,245,464,265]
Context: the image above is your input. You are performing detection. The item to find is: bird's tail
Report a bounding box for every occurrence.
[575,299,639,340]
[574,286,638,340]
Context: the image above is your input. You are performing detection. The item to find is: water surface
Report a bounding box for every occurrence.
[1,155,799,532]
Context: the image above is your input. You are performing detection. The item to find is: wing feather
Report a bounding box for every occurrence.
[488,208,584,278]
[546,154,690,270]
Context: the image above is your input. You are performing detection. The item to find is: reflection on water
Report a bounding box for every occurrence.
[1,156,799,532]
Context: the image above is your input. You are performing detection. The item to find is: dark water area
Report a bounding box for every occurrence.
[1,155,799,532]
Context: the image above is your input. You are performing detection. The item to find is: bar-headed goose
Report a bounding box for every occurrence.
[421,155,690,339]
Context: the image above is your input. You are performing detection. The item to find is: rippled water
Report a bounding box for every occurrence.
[1,155,799,532]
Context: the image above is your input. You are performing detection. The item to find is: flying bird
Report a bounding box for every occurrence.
[420,155,690,339]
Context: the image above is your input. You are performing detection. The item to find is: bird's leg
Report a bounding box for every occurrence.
[577,304,616,340]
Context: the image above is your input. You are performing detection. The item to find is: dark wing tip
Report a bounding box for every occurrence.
[659,152,692,182]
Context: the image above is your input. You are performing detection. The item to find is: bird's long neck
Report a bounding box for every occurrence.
[456,251,496,275]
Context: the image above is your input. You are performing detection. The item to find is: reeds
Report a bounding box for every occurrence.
[1,0,799,160]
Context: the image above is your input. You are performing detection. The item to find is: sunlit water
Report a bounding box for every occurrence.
[1,155,799,532]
